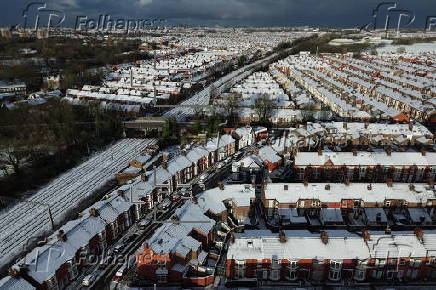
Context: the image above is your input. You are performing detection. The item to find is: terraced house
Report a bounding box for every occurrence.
[226,229,436,285]
[294,151,436,183]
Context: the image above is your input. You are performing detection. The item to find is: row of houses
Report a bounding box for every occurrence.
[6,194,133,290]
[262,182,436,228]
[226,229,436,284]
[0,127,259,290]
[278,54,435,123]
[290,122,433,148]
[135,184,256,287]
[293,151,436,183]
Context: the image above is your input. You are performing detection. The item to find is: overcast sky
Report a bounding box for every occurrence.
[1,0,435,28]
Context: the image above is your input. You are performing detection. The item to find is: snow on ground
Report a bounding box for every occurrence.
[377,42,436,54]
[0,138,156,268]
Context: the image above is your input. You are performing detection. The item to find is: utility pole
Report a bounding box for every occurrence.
[0,196,55,230]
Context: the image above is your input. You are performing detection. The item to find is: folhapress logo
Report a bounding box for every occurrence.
[361,2,415,32]
[21,2,65,30]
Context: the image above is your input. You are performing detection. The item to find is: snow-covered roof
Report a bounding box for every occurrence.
[258,146,282,163]
[228,230,436,261]
[21,195,131,283]
[147,201,214,257]
[295,151,436,166]
[264,183,435,204]
[196,184,255,215]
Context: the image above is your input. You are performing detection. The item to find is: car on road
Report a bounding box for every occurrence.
[158,199,171,210]
[81,275,95,287]
[170,195,181,202]
[112,275,122,284]
[112,243,125,255]
[199,173,208,183]
[139,220,150,231]
[115,262,128,278]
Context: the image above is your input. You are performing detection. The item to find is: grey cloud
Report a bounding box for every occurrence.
[1,0,435,28]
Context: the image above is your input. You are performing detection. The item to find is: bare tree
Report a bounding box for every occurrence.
[224,93,242,126]
[254,94,275,123]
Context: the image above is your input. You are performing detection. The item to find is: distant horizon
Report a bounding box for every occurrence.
[1,0,435,30]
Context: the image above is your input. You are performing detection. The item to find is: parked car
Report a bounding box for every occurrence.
[112,275,122,284]
[170,195,181,202]
[81,275,95,287]
[159,199,171,210]
[115,262,128,277]
[199,173,208,183]
[113,243,124,255]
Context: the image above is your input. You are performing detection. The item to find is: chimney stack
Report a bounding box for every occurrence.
[385,226,392,235]
[362,229,371,242]
[414,228,424,242]
[89,208,99,217]
[320,231,329,244]
[279,230,287,243]
[386,147,392,156]
[57,230,67,242]
[386,179,393,187]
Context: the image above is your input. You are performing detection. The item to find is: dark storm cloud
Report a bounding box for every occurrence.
[1,0,435,28]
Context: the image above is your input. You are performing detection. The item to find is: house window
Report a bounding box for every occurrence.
[399,259,406,266]
[158,275,167,283]
[271,269,280,280]
[386,270,395,279]
[329,261,342,281]
[329,269,341,281]
[235,260,245,278]
[271,258,279,268]
[287,269,297,281]
[410,259,421,268]
[354,269,366,281]
[289,261,298,269]
[330,260,342,270]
